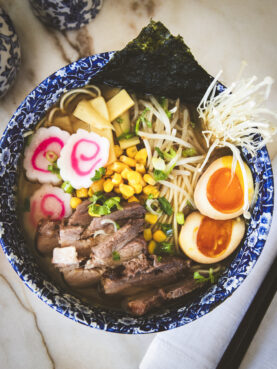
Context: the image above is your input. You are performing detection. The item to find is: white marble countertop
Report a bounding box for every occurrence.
[0,0,276,368]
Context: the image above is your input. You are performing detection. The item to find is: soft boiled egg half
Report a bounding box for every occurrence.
[179,212,245,264]
[194,156,254,220]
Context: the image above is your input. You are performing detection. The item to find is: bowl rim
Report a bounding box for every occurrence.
[0,52,274,334]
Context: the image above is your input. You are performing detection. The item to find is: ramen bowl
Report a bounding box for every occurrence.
[0,53,274,333]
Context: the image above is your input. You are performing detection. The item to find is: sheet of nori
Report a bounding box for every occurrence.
[94,20,220,105]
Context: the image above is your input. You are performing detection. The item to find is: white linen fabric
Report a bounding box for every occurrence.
[140,156,277,369]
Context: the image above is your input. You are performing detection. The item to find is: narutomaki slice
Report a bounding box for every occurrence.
[23,127,70,184]
[57,128,110,189]
[29,184,72,228]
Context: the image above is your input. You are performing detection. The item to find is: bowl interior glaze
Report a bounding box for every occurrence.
[0,53,274,333]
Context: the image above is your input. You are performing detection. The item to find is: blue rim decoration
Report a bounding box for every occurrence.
[0,53,274,334]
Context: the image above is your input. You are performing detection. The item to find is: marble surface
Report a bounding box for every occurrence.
[0,0,276,368]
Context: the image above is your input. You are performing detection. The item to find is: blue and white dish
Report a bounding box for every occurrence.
[29,0,103,31]
[0,7,21,99]
[0,53,274,334]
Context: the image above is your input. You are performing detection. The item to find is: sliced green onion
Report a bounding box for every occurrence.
[118,132,136,140]
[182,148,197,157]
[176,212,185,225]
[61,181,74,194]
[112,251,121,261]
[158,197,173,216]
[91,167,106,182]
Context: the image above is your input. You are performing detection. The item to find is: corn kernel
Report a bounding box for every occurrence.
[136,163,146,174]
[128,195,139,203]
[143,173,156,185]
[127,171,142,186]
[143,185,160,198]
[111,173,122,186]
[110,161,128,173]
[135,148,147,165]
[153,230,167,243]
[114,186,121,194]
[114,145,123,158]
[132,183,143,194]
[76,187,88,198]
[88,188,93,197]
[105,167,114,176]
[103,179,114,192]
[70,197,82,209]
[144,228,152,241]
[121,167,132,180]
[119,183,135,199]
[90,178,105,193]
[120,155,136,167]
[145,213,158,225]
[148,240,157,255]
[126,146,138,158]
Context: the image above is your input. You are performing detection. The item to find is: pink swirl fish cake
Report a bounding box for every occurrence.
[57,129,110,189]
[29,184,72,228]
[23,127,70,184]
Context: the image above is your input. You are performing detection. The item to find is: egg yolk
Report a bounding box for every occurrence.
[207,168,244,213]
[196,217,233,257]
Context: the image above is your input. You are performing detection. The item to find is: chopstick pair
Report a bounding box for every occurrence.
[216,254,277,369]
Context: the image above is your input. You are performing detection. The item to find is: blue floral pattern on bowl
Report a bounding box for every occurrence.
[0,7,21,98]
[29,0,103,31]
[0,52,274,334]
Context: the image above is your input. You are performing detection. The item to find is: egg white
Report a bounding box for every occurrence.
[179,212,245,264]
[194,156,254,220]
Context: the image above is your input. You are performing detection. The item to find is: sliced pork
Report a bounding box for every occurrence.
[101,255,191,296]
[124,278,199,315]
[52,246,79,268]
[67,199,91,226]
[36,219,60,254]
[59,222,83,247]
[86,237,147,268]
[92,218,144,260]
[63,267,104,288]
[82,202,146,238]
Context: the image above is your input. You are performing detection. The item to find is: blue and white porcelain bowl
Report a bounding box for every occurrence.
[29,0,103,31]
[0,53,274,334]
[0,7,21,98]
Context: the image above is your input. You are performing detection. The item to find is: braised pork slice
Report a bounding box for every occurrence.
[65,224,115,257]
[52,246,79,269]
[36,219,60,254]
[82,202,146,238]
[67,199,91,226]
[124,278,199,316]
[63,267,104,288]
[101,255,191,296]
[59,222,84,247]
[86,237,147,268]
[92,218,144,260]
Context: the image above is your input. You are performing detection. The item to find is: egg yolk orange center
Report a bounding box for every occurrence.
[207,168,244,213]
[196,217,233,257]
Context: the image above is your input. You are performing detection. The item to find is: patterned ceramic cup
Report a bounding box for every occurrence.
[0,7,21,98]
[29,0,103,31]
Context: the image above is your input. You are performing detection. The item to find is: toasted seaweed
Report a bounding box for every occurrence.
[94,20,223,104]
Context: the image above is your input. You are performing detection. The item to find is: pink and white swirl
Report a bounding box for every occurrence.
[23,126,70,184]
[29,184,72,228]
[57,129,110,189]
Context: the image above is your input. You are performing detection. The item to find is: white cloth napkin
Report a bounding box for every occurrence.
[140,156,277,369]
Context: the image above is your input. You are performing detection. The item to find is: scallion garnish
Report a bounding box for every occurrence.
[182,148,197,158]
[176,212,185,225]
[112,251,121,261]
[158,197,173,216]
[61,181,74,194]
[91,167,106,182]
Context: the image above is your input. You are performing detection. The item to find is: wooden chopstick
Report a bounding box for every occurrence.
[216,254,277,369]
